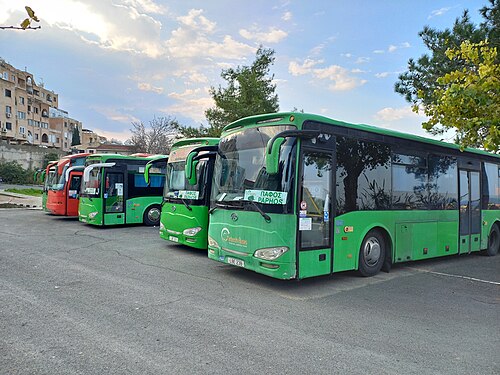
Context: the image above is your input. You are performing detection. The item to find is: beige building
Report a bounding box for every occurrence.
[0,58,84,152]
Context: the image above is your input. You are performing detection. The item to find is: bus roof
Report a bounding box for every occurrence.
[85,153,169,162]
[222,112,499,159]
[171,137,219,150]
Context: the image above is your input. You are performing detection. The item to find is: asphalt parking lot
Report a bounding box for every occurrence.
[1,209,499,375]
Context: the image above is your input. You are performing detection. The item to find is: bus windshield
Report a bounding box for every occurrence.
[164,159,206,201]
[51,165,68,191]
[81,167,101,197]
[212,125,296,213]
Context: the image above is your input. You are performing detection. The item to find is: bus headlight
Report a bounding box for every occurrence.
[254,246,288,261]
[88,212,98,219]
[160,222,165,231]
[183,227,202,236]
[208,235,220,250]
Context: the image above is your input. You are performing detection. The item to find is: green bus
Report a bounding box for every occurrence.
[199,112,500,280]
[79,154,167,226]
[145,138,219,249]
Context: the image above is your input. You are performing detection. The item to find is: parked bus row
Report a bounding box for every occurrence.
[35,112,500,280]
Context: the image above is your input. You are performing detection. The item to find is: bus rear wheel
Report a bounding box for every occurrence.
[358,229,386,277]
[486,225,500,256]
[144,205,161,226]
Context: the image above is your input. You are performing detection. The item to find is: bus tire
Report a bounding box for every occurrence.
[486,224,500,256]
[144,205,161,226]
[358,229,386,277]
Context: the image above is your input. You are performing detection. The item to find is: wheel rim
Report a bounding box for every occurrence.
[363,237,381,267]
[148,207,160,222]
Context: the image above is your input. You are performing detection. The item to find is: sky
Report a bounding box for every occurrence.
[0,0,488,142]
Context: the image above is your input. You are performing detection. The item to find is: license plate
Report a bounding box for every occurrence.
[227,257,245,268]
[168,236,179,243]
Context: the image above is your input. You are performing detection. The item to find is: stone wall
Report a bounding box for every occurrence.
[0,140,66,170]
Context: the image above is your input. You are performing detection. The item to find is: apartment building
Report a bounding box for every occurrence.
[0,58,84,151]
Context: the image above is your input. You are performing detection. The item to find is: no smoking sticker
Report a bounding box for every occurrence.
[300,201,307,210]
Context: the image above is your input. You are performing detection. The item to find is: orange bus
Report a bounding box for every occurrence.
[46,153,90,216]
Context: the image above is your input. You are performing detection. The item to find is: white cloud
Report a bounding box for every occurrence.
[388,42,411,53]
[282,11,292,21]
[239,26,288,43]
[355,57,370,64]
[137,82,164,94]
[289,59,367,91]
[428,7,451,19]
[0,0,166,58]
[373,50,385,54]
[374,106,420,122]
[165,9,254,59]
[165,88,213,123]
[375,72,390,78]
[92,106,140,124]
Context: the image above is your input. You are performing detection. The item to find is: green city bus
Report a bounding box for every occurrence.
[198,112,500,280]
[79,154,167,226]
[145,138,219,249]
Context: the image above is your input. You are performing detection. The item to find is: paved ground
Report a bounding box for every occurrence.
[0,184,43,209]
[0,209,499,375]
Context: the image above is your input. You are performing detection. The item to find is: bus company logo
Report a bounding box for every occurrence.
[220,227,247,247]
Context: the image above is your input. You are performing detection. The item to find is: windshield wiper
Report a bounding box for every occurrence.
[246,200,271,223]
[180,198,192,211]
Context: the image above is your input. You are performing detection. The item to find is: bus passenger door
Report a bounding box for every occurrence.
[66,172,82,216]
[297,148,333,278]
[103,169,125,225]
[459,166,481,253]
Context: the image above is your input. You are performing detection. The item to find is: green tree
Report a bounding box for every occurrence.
[42,152,60,168]
[177,46,279,137]
[418,41,500,152]
[71,127,81,146]
[395,0,498,107]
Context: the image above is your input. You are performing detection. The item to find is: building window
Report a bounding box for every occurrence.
[19,126,25,134]
[42,133,48,143]
[17,111,26,120]
[5,122,12,130]
[35,133,39,140]
[2,72,8,80]
[27,105,31,113]
[5,89,11,97]
[34,107,39,114]
[42,109,48,117]
[6,105,11,114]
[19,97,25,105]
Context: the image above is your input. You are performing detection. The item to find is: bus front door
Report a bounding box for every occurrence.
[459,168,481,253]
[297,149,333,279]
[67,171,82,216]
[103,170,125,225]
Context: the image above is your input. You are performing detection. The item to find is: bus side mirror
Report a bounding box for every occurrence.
[33,170,40,183]
[185,152,199,185]
[144,163,152,185]
[265,137,286,175]
[41,171,46,182]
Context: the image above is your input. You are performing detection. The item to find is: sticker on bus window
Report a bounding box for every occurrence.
[85,188,96,194]
[244,190,288,205]
[178,190,199,200]
[115,183,123,196]
[299,217,312,231]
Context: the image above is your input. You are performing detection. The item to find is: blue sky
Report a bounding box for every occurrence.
[0,0,487,142]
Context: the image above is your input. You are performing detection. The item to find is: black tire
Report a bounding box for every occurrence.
[358,229,386,277]
[486,224,500,256]
[144,205,161,226]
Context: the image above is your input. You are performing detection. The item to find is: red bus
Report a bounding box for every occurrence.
[46,153,90,216]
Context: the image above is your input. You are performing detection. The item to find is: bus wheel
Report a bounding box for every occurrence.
[144,205,161,226]
[486,225,500,256]
[358,230,386,277]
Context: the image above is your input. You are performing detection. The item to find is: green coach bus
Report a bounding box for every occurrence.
[79,154,167,226]
[199,112,500,280]
[145,138,219,249]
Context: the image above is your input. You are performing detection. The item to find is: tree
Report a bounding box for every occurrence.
[42,152,60,168]
[394,2,498,107]
[71,127,81,146]
[0,6,41,30]
[177,46,279,137]
[128,116,179,154]
[418,41,500,152]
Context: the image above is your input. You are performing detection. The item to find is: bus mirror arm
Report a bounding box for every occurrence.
[265,130,320,175]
